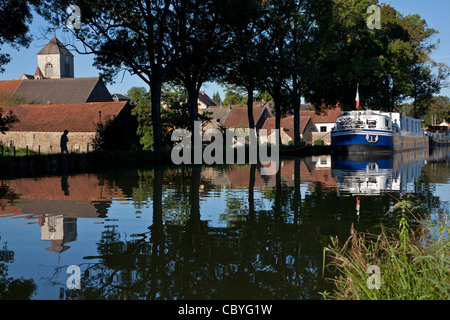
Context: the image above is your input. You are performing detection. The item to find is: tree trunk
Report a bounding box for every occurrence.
[247,86,255,130]
[186,84,200,134]
[150,79,164,151]
[272,86,282,146]
[292,77,301,145]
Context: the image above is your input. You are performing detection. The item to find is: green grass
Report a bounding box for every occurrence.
[0,146,38,156]
[321,195,450,300]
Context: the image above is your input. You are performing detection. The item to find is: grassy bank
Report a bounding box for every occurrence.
[321,196,450,300]
[0,143,326,177]
[0,149,174,177]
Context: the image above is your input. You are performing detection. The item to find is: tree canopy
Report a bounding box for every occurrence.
[34,0,449,149]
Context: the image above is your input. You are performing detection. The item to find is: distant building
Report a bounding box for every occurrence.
[300,107,343,145]
[1,77,113,105]
[0,36,135,152]
[20,36,74,80]
[198,91,218,109]
[262,115,317,145]
[224,105,272,131]
[0,101,133,153]
[112,93,132,103]
[202,105,233,131]
[300,107,343,133]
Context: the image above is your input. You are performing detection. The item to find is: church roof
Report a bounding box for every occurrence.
[34,67,43,78]
[11,77,113,104]
[37,36,74,57]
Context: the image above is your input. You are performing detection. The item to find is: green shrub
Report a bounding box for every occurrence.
[314,139,325,146]
[288,140,306,147]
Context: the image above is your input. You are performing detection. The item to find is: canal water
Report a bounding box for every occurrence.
[0,147,448,300]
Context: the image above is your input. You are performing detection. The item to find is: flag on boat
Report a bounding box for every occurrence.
[355,84,360,110]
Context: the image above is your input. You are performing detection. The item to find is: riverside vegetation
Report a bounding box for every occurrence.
[321,194,450,300]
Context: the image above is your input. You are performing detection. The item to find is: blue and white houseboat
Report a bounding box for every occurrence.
[331,110,429,154]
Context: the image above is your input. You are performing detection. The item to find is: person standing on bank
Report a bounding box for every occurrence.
[61,130,69,154]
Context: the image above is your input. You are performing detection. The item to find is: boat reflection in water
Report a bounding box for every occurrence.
[331,149,430,196]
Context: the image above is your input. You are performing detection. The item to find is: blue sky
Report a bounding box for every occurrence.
[1,0,449,101]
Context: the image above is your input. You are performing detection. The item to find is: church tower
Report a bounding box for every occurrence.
[36,36,74,79]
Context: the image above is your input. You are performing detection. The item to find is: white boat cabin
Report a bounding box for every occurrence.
[334,110,424,137]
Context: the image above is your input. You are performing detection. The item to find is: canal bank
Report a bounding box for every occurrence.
[0,145,333,177]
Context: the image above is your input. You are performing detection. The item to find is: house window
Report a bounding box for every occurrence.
[45,63,53,77]
[320,126,327,132]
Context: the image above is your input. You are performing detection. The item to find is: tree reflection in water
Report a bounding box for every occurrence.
[43,150,450,299]
[56,163,336,300]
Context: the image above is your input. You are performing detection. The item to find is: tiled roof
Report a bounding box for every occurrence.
[204,106,232,125]
[262,115,314,139]
[12,77,113,104]
[34,67,43,78]
[4,101,128,132]
[37,36,74,57]
[0,80,22,96]
[198,91,217,107]
[300,107,343,124]
[224,106,268,128]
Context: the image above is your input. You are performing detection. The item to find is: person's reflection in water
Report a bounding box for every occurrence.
[61,175,69,196]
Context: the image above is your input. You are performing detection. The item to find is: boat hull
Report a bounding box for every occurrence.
[331,130,428,154]
[331,130,393,154]
[429,136,450,147]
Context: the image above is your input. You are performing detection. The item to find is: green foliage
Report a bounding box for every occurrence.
[314,139,325,146]
[92,116,131,151]
[403,95,450,126]
[220,83,248,106]
[0,92,22,133]
[128,87,154,150]
[128,84,212,149]
[307,1,446,112]
[288,140,306,147]
[0,145,35,156]
[0,0,35,73]
[322,194,450,300]
[212,92,222,105]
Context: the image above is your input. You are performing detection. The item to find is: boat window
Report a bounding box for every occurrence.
[366,120,377,128]
[385,119,390,127]
[355,121,364,128]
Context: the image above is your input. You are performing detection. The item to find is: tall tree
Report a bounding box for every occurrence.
[168,0,233,134]
[305,1,447,113]
[212,92,222,105]
[279,0,332,145]
[37,0,179,151]
[0,0,38,133]
[220,83,248,106]
[218,0,267,135]
[0,0,36,73]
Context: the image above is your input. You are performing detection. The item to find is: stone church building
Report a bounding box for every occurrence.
[0,37,134,153]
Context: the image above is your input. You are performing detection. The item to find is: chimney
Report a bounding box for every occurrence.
[200,91,205,95]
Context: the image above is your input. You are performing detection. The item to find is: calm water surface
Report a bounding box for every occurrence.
[0,148,449,300]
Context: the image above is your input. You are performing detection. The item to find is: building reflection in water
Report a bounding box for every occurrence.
[39,215,77,254]
[0,174,129,255]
